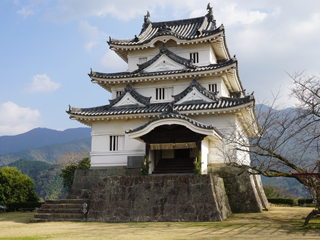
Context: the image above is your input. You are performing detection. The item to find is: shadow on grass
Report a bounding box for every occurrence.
[0,211,35,224]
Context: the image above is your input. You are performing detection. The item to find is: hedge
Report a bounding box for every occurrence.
[267,198,297,206]
[5,202,44,212]
[298,198,314,205]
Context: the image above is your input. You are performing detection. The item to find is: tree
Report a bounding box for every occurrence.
[0,166,40,207]
[222,73,320,224]
[60,157,90,192]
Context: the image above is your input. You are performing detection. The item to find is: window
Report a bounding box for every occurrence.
[190,52,199,63]
[139,57,147,64]
[156,88,165,100]
[110,135,124,151]
[209,84,218,93]
[116,91,123,97]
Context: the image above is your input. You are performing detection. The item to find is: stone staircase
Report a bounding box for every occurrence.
[31,199,89,223]
[152,158,194,174]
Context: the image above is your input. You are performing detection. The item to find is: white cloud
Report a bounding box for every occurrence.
[0,102,41,136]
[101,50,127,72]
[26,74,61,93]
[78,20,107,52]
[220,4,268,25]
[15,0,320,105]
[17,6,34,19]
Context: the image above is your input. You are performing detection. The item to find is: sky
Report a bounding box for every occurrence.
[0,0,320,136]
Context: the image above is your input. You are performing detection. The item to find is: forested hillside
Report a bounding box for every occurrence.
[0,138,91,166]
[7,159,67,200]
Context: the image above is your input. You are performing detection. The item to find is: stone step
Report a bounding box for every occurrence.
[40,204,82,209]
[37,208,83,214]
[153,170,194,174]
[30,218,87,223]
[45,199,87,205]
[34,213,84,219]
[31,199,89,223]
[154,168,193,171]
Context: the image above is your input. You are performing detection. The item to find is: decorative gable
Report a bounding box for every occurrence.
[143,55,186,72]
[176,87,214,104]
[135,43,196,73]
[173,78,218,105]
[113,92,146,107]
[109,83,151,108]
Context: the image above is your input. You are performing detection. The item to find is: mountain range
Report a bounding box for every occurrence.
[0,128,91,166]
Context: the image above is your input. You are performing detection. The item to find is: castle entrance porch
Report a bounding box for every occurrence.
[140,124,205,174]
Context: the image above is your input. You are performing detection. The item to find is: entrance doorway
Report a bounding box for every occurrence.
[174,149,190,159]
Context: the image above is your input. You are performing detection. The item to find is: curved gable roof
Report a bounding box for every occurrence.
[173,78,218,104]
[109,83,151,107]
[108,11,218,46]
[137,43,196,72]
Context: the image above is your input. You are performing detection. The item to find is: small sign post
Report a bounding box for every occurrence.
[82,203,88,220]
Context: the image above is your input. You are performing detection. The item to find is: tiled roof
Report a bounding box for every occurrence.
[67,95,254,117]
[172,77,218,103]
[136,43,196,71]
[126,105,216,134]
[109,83,151,107]
[108,6,218,46]
[89,58,236,80]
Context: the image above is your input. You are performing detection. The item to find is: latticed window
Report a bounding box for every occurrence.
[109,135,124,151]
[190,52,199,63]
[116,91,123,97]
[209,84,218,92]
[156,88,165,100]
[139,57,147,64]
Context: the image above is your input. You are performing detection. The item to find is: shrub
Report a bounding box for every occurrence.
[0,167,40,207]
[193,152,202,175]
[6,202,44,212]
[141,155,151,176]
[298,198,313,205]
[267,198,297,206]
[60,157,91,192]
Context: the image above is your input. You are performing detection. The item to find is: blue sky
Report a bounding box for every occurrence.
[1,0,320,136]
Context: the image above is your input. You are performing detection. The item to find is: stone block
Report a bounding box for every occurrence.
[127,156,144,169]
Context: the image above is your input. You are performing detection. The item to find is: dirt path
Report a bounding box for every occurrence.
[0,207,320,239]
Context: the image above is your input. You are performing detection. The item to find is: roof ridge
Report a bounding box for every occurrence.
[108,5,218,46]
[109,83,151,107]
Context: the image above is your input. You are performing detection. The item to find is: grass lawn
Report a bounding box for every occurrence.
[0,207,320,240]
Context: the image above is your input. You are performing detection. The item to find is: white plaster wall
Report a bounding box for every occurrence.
[201,137,209,174]
[235,118,251,166]
[191,113,236,131]
[208,139,225,164]
[110,75,231,103]
[127,41,217,72]
[90,119,147,168]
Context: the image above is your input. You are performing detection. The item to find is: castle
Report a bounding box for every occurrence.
[67,4,255,175]
[62,5,269,222]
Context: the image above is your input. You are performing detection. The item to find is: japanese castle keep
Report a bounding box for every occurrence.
[40,4,269,223]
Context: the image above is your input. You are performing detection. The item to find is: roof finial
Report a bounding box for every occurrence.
[206,3,214,21]
[144,11,151,25]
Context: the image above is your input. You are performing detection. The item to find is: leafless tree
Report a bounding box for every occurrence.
[58,150,90,167]
[222,73,320,224]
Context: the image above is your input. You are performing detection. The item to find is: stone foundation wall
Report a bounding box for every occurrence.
[67,167,141,199]
[209,165,269,213]
[87,175,231,222]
